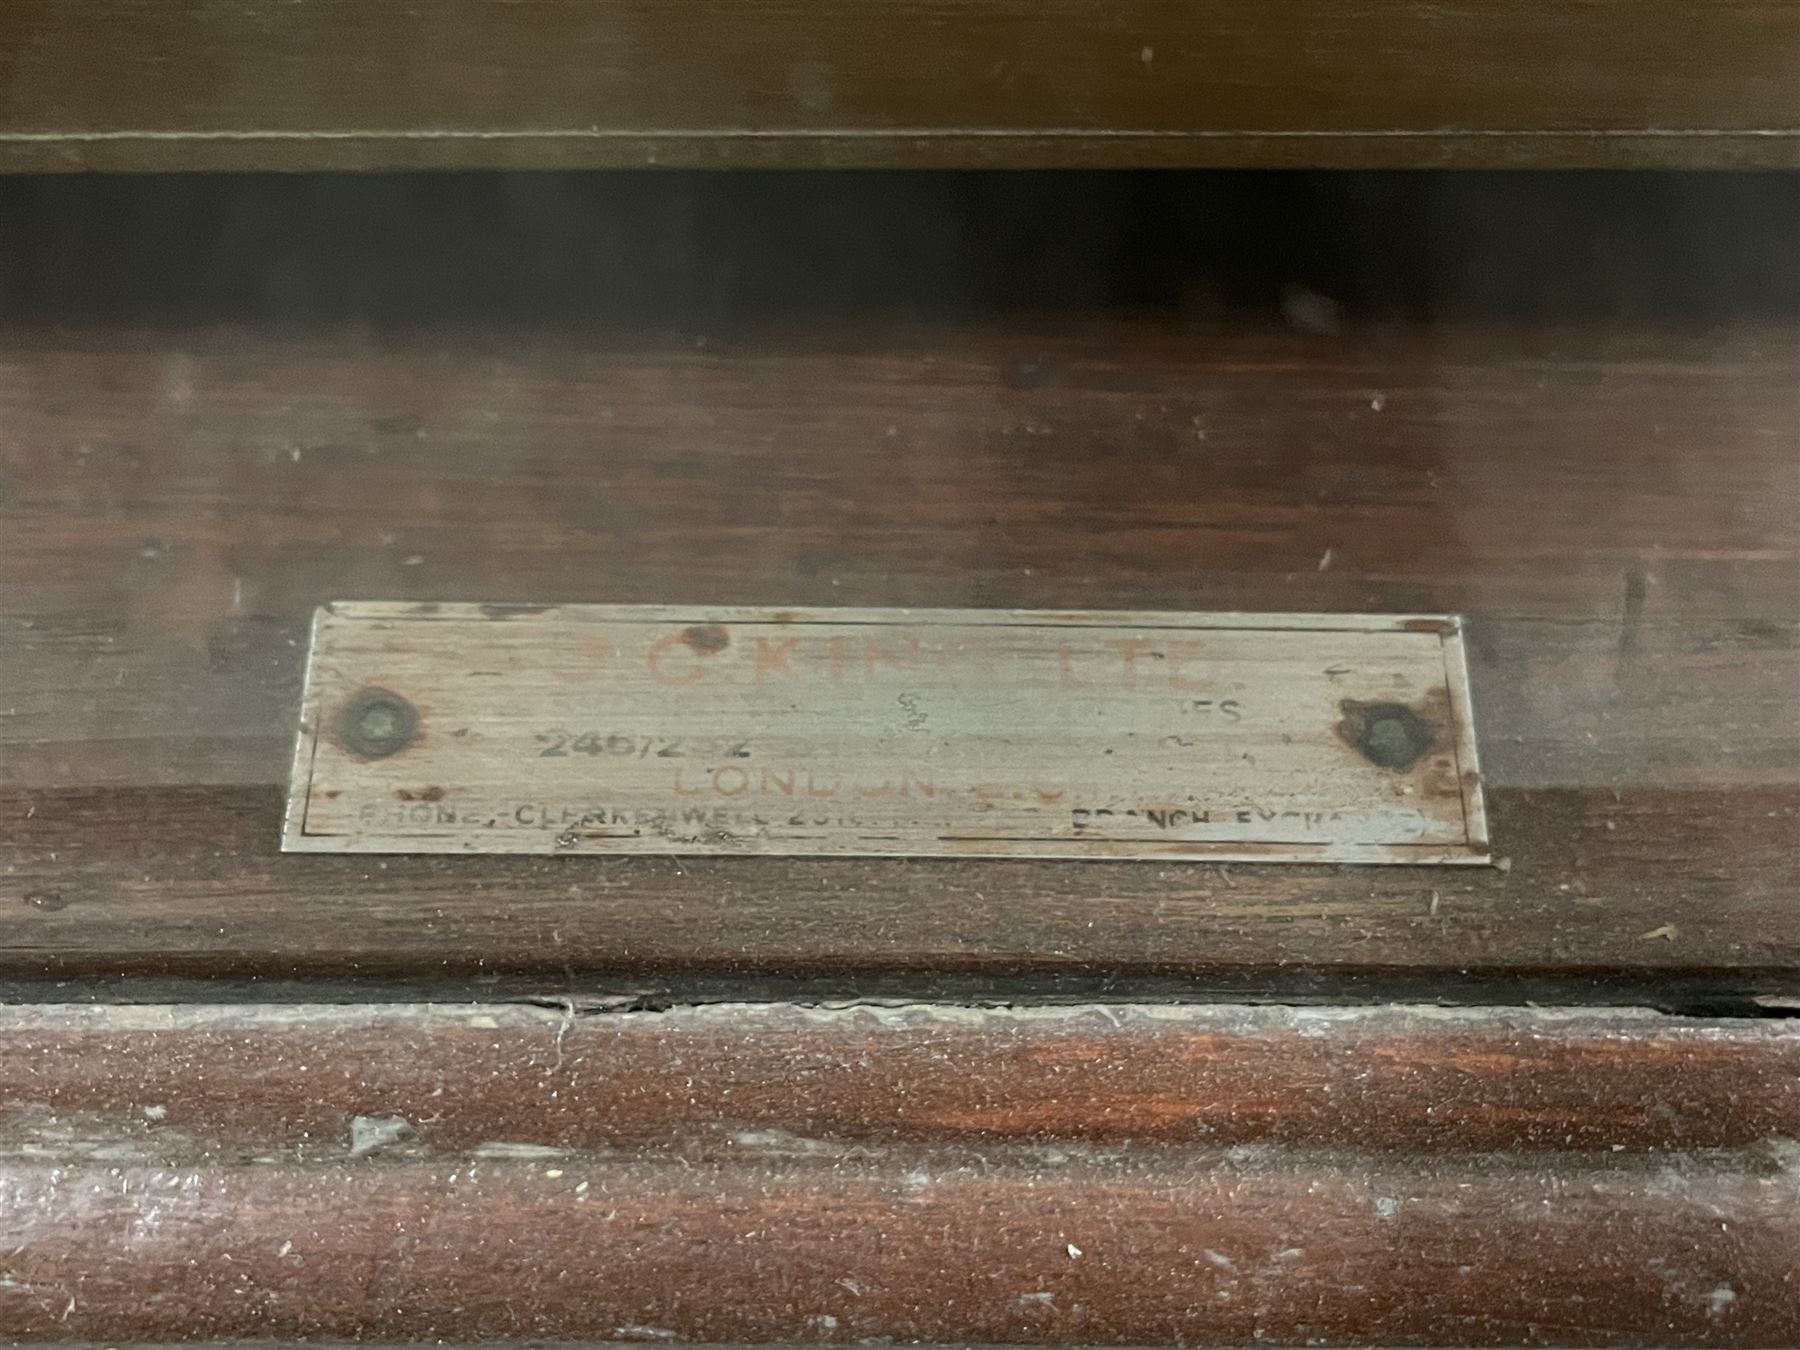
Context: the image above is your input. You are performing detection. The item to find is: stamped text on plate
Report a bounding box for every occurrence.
[285,604,1488,864]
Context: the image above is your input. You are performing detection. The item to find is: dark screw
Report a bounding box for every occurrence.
[337,688,419,759]
[1355,703,1436,772]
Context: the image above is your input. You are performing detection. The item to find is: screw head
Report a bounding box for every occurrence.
[337,688,419,759]
[1353,703,1436,772]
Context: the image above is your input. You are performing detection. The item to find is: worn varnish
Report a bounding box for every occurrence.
[9,1150,1793,1343]
[5,1003,1796,1155]
[6,1151,1794,1343]
[1,1003,1795,1342]
[4,782,1793,1004]
[3,1,1798,171]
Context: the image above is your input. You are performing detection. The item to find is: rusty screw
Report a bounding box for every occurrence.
[337,688,419,759]
[1356,703,1435,772]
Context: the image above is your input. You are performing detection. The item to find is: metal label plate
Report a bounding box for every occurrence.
[285,604,1488,863]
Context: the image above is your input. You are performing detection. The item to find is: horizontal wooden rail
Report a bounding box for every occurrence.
[1,1003,1796,1343]
[7,1002,1797,1155]
[2,1,1797,170]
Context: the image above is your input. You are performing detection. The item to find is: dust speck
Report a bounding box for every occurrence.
[1280,285,1344,336]
[348,1113,413,1157]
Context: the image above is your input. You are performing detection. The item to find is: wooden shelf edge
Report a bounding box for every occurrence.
[6,129,1800,174]
[2,1000,1796,1343]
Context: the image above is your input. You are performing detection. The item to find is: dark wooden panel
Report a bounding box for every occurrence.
[0,1,1797,169]
[1,1003,1795,1343]
[3,324,1794,793]
[0,173,1794,1002]
[4,784,1796,1003]
[3,335,1795,998]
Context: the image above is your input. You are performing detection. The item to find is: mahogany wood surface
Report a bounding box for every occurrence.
[0,1002,1794,1343]
[0,172,1795,1004]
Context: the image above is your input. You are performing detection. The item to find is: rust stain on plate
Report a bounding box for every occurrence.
[284,604,1489,863]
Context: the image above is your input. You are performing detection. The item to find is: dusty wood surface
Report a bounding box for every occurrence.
[5,1002,1797,1155]
[287,605,1487,863]
[2,1003,1796,1343]
[6,1151,1794,1343]
[4,782,1794,1005]
[0,172,1795,1002]
[2,1,1797,171]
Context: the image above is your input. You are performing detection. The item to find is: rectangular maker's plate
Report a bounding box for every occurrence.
[285,604,1488,863]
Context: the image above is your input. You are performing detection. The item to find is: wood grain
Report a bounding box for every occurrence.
[0,173,1794,1001]
[3,783,1795,1004]
[5,1002,1796,1155]
[4,325,1794,793]
[2,330,1794,1000]
[10,1150,1796,1343]
[1,1003,1795,1343]
[1,1,1797,170]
